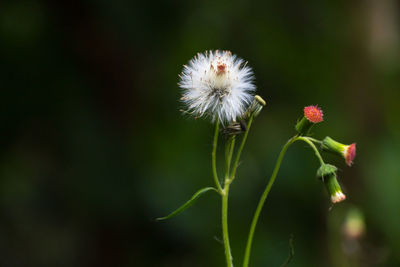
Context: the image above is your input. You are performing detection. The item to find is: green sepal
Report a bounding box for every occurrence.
[156,187,218,221]
[295,117,314,136]
[316,164,338,180]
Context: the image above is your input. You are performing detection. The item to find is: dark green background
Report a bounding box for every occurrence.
[1,0,399,266]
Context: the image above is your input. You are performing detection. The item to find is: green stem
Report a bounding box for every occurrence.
[222,135,236,267]
[230,115,254,181]
[221,114,255,266]
[212,120,223,193]
[242,136,297,267]
[242,135,325,267]
[225,136,236,179]
[305,137,322,145]
[296,136,325,165]
[225,138,231,176]
[229,137,236,167]
[222,185,233,267]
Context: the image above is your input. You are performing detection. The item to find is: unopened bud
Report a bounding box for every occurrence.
[322,136,356,166]
[324,172,346,204]
[255,95,266,106]
[245,95,266,118]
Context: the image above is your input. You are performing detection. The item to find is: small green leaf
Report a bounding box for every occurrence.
[156,187,218,221]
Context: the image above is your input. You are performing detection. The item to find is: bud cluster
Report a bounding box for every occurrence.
[294,105,357,204]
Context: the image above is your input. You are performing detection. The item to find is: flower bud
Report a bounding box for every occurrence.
[322,136,356,166]
[295,105,324,135]
[324,172,346,204]
[245,95,266,118]
[316,164,345,203]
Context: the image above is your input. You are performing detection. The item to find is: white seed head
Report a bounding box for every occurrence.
[179,50,256,123]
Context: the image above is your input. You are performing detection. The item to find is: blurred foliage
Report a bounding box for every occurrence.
[1,0,399,266]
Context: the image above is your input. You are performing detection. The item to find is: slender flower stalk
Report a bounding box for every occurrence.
[228,138,236,169]
[296,136,325,165]
[243,136,296,267]
[306,137,323,144]
[222,184,233,267]
[225,136,236,179]
[221,136,236,266]
[221,113,256,267]
[229,115,254,182]
[212,120,223,193]
[243,135,326,267]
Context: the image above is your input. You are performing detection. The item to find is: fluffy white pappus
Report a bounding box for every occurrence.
[179,50,256,124]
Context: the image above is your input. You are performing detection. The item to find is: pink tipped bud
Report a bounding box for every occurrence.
[321,171,346,204]
[344,143,356,166]
[322,137,357,167]
[304,105,324,123]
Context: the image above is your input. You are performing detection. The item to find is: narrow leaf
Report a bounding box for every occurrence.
[156,187,218,221]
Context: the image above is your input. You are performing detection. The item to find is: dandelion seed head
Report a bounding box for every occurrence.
[179,50,256,123]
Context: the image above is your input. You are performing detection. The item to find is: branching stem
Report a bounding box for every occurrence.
[243,135,325,267]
